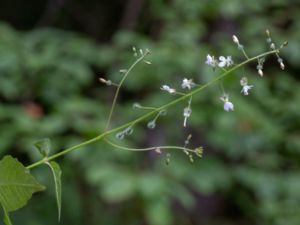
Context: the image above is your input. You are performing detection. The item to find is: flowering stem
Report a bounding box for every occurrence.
[26,49,278,170]
[104,138,196,153]
[105,50,150,130]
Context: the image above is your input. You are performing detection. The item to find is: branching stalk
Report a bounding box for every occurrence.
[26,49,279,170]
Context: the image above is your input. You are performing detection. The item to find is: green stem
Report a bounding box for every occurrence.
[104,138,196,153]
[26,49,278,170]
[105,50,150,130]
[138,106,158,110]
[241,48,249,60]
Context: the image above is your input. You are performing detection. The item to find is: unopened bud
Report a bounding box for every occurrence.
[155,148,162,154]
[195,147,203,158]
[165,153,171,165]
[119,69,127,73]
[189,154,194,163]
[145,49,151,54]
[184,134,192,145]
[143,60,152,65]
[147,120,156,129]
[258,69,263,77]
[159,110,167,116]
[99,78,107,83]
[132,103,141,110]
[270,43,275,50]
[266,29,270,37]
[232,35,239,44]
[280,62,285,70]
[280,41,288,48]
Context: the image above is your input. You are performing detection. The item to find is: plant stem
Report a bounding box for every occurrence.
[26,49,278,170]
[104,138,196,153]
[241,48,249,60]
[105,50,150,130]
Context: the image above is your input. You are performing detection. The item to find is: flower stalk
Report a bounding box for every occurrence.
[26,49,279,170]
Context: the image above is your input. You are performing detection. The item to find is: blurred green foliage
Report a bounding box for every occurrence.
[1,0,300,225]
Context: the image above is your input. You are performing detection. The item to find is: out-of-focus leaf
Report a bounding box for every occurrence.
[0,156,45,212]
[46,161,62,222]
[2,206,12,225]
[34,138,51,157]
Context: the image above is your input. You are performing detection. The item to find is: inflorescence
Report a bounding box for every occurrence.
[98,30,286,164]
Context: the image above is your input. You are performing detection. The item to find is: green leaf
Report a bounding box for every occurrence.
[34,138,51,157]
[0,156,45,212]
[46,161,62,222]
[2,206,12,225]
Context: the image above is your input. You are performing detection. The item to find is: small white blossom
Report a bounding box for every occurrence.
[218,56,233,68]
[232,35,239,44]
[161,85,176,94]
[183,107,192,127]
[181,78,195,90]
[205,54,217,68]
[223,101,234,111]
[241,85,253,95]
[220,94,234,112]
[240,77,253,95]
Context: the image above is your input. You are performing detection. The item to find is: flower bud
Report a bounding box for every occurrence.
[258,69,263,77]
[155,148,162,154]
[165,153,171,165]
[232,35,239,44]
[99,78,107,83]
[280,41,288,48]
[147,120,156,129]
[132,103,141,110]
[270,43,275,50]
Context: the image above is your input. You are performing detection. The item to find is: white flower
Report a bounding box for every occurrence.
[240,77,253,95]
[181,78,195,90]
[218,56,233,68]
[183,107,192,127]
[223,101,234,111]
[161,85,176,94]
[241,85,253,95]
[220,94,234,112]
[205,54,217,68]
[232,35,239,44]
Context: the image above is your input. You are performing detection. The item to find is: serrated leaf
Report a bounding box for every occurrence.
[2,206,12,225]
[34,138,51,157]
[0,156,45,212]
[46,161,62,222]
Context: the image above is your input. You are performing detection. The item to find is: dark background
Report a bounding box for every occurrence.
[0,0,300,225]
